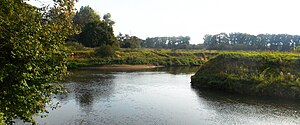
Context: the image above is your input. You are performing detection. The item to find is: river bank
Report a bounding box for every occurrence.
[191,52,300,99]
[77,64,162,71]
[67,48,218,69]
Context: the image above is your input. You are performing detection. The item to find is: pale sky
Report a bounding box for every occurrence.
[30,0,300,44]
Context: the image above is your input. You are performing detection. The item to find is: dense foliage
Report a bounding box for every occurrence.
[73,6,118,49]
[78,21,118,48]
[0,0,75,124]
[191,52,300,99]
[73,6,100,29]
[117,34,142,49]
[204,33,300,51]
[95,45,116,57]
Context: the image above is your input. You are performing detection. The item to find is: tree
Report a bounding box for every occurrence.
[73,6,100,29]
[204,32,300,51]
[73,6,118,49]
[103,13,115,26]
[117,34,142,49]
[0,0,76,124]
[78,21,118,48]
[142,36,191,49]
[203,34,213,47]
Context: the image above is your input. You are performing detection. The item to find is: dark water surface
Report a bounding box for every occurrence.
[31,67,300,124]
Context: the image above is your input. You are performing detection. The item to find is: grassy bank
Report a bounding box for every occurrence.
[191,52,300,99]
[67,48,219,69]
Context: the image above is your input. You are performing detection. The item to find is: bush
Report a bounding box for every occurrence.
[95,45,116,57]
[66,41,86,51]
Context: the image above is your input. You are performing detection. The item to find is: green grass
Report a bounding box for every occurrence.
[67,48,213,69]
[191,51,300,99]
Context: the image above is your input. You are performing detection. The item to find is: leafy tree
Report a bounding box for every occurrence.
[73,6,118,50]
[203,34,212,44]
[78,21,118,48]
[0,0,76,124]
[103,13,115,26]
[73,6,100,29]
[117,33,142,49]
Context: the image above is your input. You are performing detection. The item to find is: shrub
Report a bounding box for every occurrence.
[66,41,86,51]
[95,45,116,57]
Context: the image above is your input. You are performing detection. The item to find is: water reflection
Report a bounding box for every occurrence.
[150,66,200,75]
[57,70,116,113]
[33,67,300,125]
[191,87,300,124]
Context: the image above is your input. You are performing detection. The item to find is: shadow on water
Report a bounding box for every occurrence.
[191,86,300,121]
[67,66,200,75]
[56,70,116,113]
[191,86,300,108]
[150,66,200,75]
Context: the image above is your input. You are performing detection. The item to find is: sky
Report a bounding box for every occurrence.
[29,0,300,44]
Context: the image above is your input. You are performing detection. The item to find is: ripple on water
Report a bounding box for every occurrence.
[34,68,300,125]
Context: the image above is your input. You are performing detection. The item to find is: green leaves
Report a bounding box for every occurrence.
[77,21,118,48]
[0,0,76,124]
[118,34,142,49]
[0,112,4,125]
[72,6,118,51]
[73,6,101,29]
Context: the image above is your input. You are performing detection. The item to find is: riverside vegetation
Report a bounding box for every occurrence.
[191,52,300,99]
[66,45,217,69]
[69,42,300,99]
[3,0,300,124]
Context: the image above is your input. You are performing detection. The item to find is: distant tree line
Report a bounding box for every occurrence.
[117,33,142,49]
[141,36,191,49]
[116,35,204,50]
[204,33,300,51]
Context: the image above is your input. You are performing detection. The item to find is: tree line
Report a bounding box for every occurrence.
[116,35,204,49]
[141,36,191,49]
[70,7,300,51]
[204,33,300,51]
[70,6,201,50]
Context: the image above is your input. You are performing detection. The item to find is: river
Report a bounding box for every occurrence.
[31,67,300,125]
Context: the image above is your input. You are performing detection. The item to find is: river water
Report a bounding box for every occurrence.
[32,67,300,125]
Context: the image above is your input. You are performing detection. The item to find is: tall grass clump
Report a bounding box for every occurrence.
[191,52,300,99]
